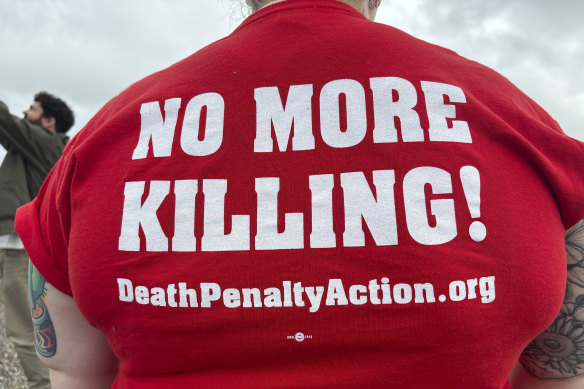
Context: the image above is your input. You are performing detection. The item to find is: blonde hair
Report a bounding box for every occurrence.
[246,0,268,12]
[245,0,380,13]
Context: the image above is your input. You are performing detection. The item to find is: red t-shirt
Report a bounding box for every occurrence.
[16,1,584,388]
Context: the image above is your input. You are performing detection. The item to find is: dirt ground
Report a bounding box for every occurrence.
[0,278,29,389]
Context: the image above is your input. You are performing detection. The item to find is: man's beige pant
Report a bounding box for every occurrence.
[1,249,50,389]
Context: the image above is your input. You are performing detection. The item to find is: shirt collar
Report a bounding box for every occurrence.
[234,0,365,33]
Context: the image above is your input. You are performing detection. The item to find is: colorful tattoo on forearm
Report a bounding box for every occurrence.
[28,262,57,357]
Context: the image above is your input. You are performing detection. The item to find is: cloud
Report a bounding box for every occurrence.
[0,0,233,126]
[376,0,584,139]
[1,0,582,166]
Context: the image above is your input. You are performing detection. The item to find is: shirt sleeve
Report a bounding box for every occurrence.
[537,127,584,230]
[15,147,76,296]
[557,138,584,229]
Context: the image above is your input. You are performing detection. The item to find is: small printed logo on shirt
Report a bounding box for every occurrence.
[287,332,312,342]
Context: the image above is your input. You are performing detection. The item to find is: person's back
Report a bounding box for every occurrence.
[16,1,584,388]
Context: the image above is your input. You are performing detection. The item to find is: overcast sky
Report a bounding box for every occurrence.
[1,0,582,162]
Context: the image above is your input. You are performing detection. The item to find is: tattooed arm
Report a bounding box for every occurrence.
[510,219,584,388]
[28,262,119,389]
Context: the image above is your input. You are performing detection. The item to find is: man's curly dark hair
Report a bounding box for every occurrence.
[34,91,75,133]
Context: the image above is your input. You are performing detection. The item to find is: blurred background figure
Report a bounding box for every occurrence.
[0,92,74,389]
